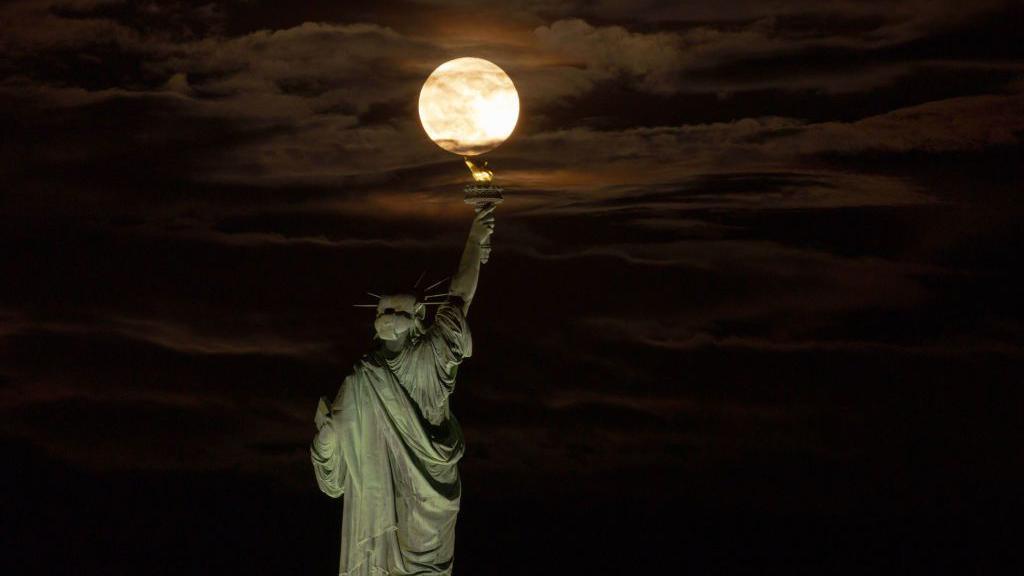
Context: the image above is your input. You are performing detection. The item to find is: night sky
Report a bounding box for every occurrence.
[3,1,1023,574]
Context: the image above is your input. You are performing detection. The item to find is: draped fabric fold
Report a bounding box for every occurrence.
[311,303,472,576]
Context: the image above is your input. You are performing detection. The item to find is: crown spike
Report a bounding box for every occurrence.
[423,276,449,292]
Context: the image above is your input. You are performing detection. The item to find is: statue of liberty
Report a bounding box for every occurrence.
[311,205,496,576]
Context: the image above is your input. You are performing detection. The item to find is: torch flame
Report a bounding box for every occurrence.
[464,158,493,183]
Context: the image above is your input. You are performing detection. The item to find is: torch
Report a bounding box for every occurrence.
[418,57,519,263]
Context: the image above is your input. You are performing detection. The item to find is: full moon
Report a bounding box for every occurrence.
[418,57,519,156]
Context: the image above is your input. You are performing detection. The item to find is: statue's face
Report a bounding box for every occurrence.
[374,294,419,341]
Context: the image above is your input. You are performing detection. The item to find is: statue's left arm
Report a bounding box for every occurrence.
[310,394,347,498]
[448,204,495,316]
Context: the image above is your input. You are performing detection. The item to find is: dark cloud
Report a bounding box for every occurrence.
[4,0,1021,190]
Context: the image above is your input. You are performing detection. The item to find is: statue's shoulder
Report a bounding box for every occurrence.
[334,355,375,403]
[349,351,386,376]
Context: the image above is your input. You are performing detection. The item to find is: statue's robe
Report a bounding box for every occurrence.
[311,303,471,576]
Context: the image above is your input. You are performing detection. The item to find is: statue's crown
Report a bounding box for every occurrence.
[352,272,449,309]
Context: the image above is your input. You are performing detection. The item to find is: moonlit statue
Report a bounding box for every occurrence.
[311,57,515,576]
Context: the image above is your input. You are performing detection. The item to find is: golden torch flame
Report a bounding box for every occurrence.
[464,158,493,183]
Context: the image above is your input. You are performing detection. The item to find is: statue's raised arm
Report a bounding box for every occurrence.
[448,204,495,315]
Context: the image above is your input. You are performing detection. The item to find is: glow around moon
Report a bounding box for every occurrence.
[418,57,519,156]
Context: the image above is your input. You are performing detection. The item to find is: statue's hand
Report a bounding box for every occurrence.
[314,396,330,430]
[469,204,496,245]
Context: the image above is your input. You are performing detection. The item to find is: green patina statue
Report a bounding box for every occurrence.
[311,205,496,576]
